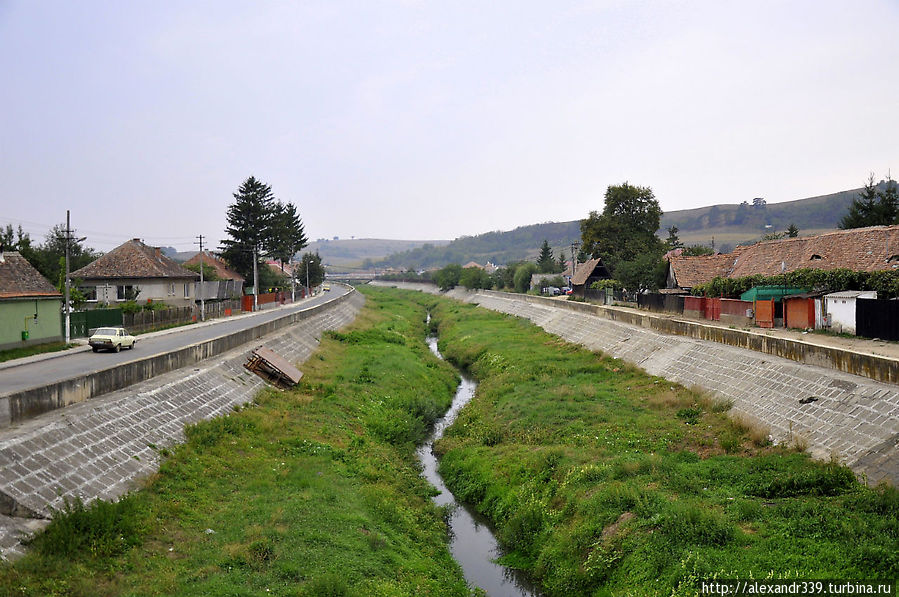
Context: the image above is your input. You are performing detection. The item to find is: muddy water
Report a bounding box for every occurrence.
[417,333,539,597]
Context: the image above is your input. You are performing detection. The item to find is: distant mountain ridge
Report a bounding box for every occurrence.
[376,184,878,269]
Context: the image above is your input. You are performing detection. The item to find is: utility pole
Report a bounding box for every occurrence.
[570,241,580,278]
[252,244,259,312]
[64,210,71,344]
[195,235,205,321]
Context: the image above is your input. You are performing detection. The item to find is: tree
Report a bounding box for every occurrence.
[434,263,462,291]
[184,262,221,281]
[580,182,664,279]
[787,223,800,238]
[683,245,715,256]
[840,173,898,229]
[460,266,492,290]
[665,226,683,251]
[513,262,537,293]
[536,240,555,273]
[220,176,276,294]
[614,253,667,291]
[295,252,325,289]
[267,201,308,270]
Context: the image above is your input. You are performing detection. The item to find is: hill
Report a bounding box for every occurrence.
[307,238,450,269]
[656,185,891,251]
[376,184,879,269]
[375,221,582,270]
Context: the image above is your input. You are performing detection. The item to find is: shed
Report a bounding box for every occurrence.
[570,258,611,298]
[739,286,809,302]
[824,291,877,335]
[783,292,826,330]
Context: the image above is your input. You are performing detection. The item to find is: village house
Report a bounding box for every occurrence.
[71,239,199,308]
[666,225,899,292]
[0,251,63,350]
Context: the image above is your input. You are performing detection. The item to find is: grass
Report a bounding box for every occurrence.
[0,287,472,596]
[427,297,899,596]
[3,287,896,596]
[0,341,74,363]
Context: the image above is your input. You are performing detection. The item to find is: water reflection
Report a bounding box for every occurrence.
[417,333,539,597]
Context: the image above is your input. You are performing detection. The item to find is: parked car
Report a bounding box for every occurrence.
[89,327,136,353]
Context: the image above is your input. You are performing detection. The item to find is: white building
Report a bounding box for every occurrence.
[824,290,877,335]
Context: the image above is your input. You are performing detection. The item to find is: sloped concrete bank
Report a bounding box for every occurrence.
[481,290,899,384]
[0,290,365,560]
[1,290,359,428]
[374,282,899,487]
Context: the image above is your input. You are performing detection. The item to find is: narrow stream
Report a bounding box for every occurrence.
[417,329,539,597]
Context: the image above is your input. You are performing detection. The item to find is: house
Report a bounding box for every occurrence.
[183,251,245,282]
[667,225,899,292]
[183,251,245,301]
[570,257,612,298]
[0,251,63,350]
[462,261,484,270]
[824,290,877,335]
[71,239,199,308]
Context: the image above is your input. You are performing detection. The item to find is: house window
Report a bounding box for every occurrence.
[184,283,190,298]
[80,286,98,302]
[169,283,175,295]
[117,285,137,301]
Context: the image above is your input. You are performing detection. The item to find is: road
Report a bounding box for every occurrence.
[0,287,350,397]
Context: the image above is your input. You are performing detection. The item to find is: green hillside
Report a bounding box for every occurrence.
[375,221,582,269]
[376,184,874,269]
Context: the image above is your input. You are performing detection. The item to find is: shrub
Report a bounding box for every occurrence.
[29,495,145,558]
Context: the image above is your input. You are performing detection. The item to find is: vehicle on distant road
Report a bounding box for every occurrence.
[89,327,136,353]
[322,284,331,292]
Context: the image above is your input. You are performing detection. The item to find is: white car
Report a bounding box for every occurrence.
[89,327,136,353]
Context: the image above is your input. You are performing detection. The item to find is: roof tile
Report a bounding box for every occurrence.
[72,239,199,280]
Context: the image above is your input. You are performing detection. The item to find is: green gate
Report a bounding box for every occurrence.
[64,309,123,338]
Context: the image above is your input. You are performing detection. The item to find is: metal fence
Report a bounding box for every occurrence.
[856,298,899,341]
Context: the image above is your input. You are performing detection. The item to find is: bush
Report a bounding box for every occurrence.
[29,495,145,558]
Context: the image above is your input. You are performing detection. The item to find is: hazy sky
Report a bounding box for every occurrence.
[2,1,897,252]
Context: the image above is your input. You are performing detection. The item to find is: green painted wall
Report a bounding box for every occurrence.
[0,298,63,350]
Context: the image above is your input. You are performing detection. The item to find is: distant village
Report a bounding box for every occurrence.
[3,219,899,352]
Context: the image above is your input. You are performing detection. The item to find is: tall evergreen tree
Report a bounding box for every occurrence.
[267,201,308,270]
[220,176,276,287]
[839,173,898,229]
[536,239,555,273]
[665,225,683,250]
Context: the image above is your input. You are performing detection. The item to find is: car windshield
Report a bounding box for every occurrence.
[95,328,120,335]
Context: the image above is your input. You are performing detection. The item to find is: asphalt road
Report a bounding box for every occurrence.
[0,287,350,397]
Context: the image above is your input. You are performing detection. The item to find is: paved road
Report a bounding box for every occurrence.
[0,288,349,397]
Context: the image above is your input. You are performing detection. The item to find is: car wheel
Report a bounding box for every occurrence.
[114,344,121,353]
[92,346,99,353]
[130,342,135,350]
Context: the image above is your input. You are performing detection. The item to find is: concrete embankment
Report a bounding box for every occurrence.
[0,290,358,428]
[0,289,365,560]
[375,282,899,487]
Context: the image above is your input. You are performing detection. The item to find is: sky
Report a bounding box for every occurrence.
[1,1,898,253]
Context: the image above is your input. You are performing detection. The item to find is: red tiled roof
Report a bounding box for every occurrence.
[462,261,484,269]
[668,225,899,289]
[183,251,245,282]
[0,252,61,299]
[71,239,199,280]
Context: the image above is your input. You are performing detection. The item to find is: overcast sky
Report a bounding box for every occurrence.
[1,1,897,252]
